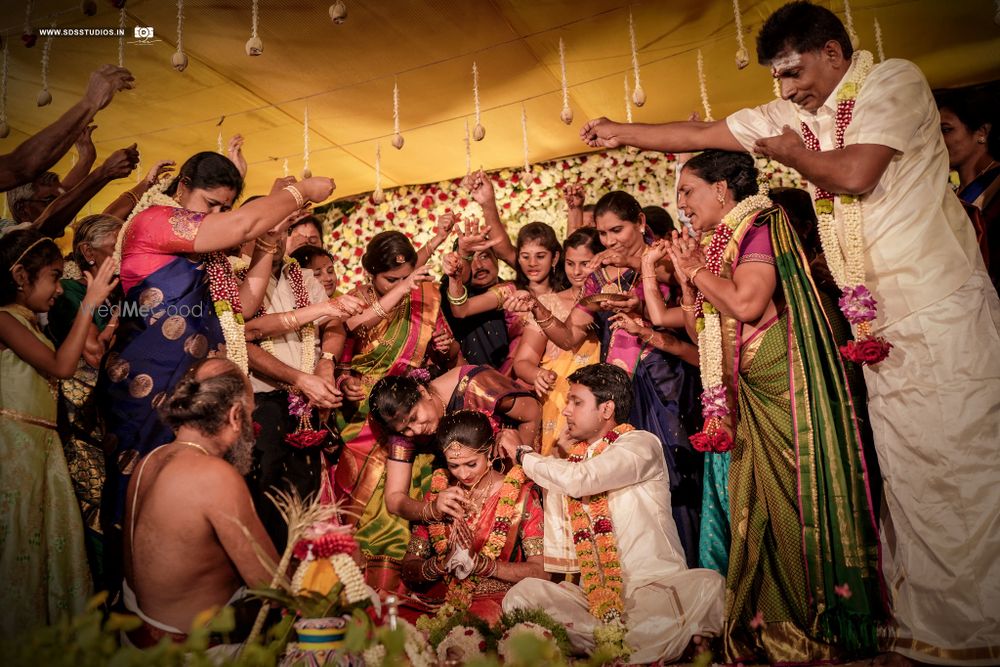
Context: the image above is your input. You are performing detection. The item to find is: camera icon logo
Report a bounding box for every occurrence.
[133,26,154,41]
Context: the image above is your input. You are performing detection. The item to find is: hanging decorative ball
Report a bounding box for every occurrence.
[560,107,573,125]
[171,51,188,71]
[245,36,263,56]
[391,133,404,150]
[372,189,385,204]
[632,84,646,107]
[472,123,486,141]
[329,1,347,24]
[81,1,98,16]
[22,32,37,48]
[735,46,749,70]
[302,167,312,179]
[0,122,10,139]
[37,89,52,106]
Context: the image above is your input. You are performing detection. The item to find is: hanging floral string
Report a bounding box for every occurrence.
[118,6,126,67]
[372,142,384,204]
[559,38,572,125]
[217,128,224,154]
[697,49,713,121]
[37,21,54,107]
[246,0,263,56]
[628,9,645,106]
[773,77,782,99]
[282,158,289,177]
[471,62,485,141]
[843,0,860,50]
[172,0,188,71]
[464,118,471,176]
[22,0,37,48]
[391,77,404,149]
[873,17,885,62]
[520,103,530,178]
[0,43,10,138]
[302,105,311,178]
[732,0,749,68]
[623,75,633,124]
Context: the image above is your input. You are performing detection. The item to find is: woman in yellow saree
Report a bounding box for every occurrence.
[323,231,457,591]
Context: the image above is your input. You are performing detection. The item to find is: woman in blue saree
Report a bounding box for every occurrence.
[100,153,336,565]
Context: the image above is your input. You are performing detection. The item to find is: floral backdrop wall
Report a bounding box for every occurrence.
[317,148,803,289]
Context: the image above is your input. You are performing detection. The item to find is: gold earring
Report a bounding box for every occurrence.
[717,193,725,205]
[979,137,987,144]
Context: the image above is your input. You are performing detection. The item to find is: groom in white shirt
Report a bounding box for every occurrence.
[501,363,723,663]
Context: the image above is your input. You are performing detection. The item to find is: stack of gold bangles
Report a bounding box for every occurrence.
[447,286,469,306]
[255,237,281,255]
[280,311,299,331]
[534,310,555,329]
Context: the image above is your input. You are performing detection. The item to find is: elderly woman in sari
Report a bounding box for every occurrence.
[401,410,545,624]
[647,150,884,664]
[45,214,122,588]
[100,151,335,573]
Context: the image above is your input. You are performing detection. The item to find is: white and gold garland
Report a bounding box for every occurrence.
[813,50,873,291]
[693,192,772,452]
[259,257,317,378]
[803,50,891,365]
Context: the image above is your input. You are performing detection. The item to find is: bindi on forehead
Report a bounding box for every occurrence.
[770,51,803,77]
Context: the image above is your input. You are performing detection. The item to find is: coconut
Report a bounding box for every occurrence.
[329,1,348,24]
[245,36,263,56]
[171,51,189,72]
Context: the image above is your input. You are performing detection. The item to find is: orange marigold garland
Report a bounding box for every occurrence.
[426,465,527,610]
[566,423,634,661]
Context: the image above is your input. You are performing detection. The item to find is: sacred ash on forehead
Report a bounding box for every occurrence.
[770,51,802,77]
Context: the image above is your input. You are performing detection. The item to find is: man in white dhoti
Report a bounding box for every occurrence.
[501,363,724,663]
[578,3,1000,665]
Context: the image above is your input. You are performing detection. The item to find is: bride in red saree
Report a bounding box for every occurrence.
[400,410,546,625]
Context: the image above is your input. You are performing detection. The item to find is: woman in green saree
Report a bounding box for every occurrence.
[645,150,884,663]
[322,231,458,591]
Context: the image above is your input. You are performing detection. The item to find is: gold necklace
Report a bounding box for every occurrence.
[971,159,998,183]
[174,440,212,456]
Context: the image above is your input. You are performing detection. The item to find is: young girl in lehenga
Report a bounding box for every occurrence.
[400,410,546,625]
[511,228,602,456]
[0,228,118,637]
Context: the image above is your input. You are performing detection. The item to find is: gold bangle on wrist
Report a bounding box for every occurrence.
[370,299,389,320]
[681,303,698,312]
[283,184,305,208]
[447,285,469,306]
[533,311,555,327]
[688,265,708,283]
